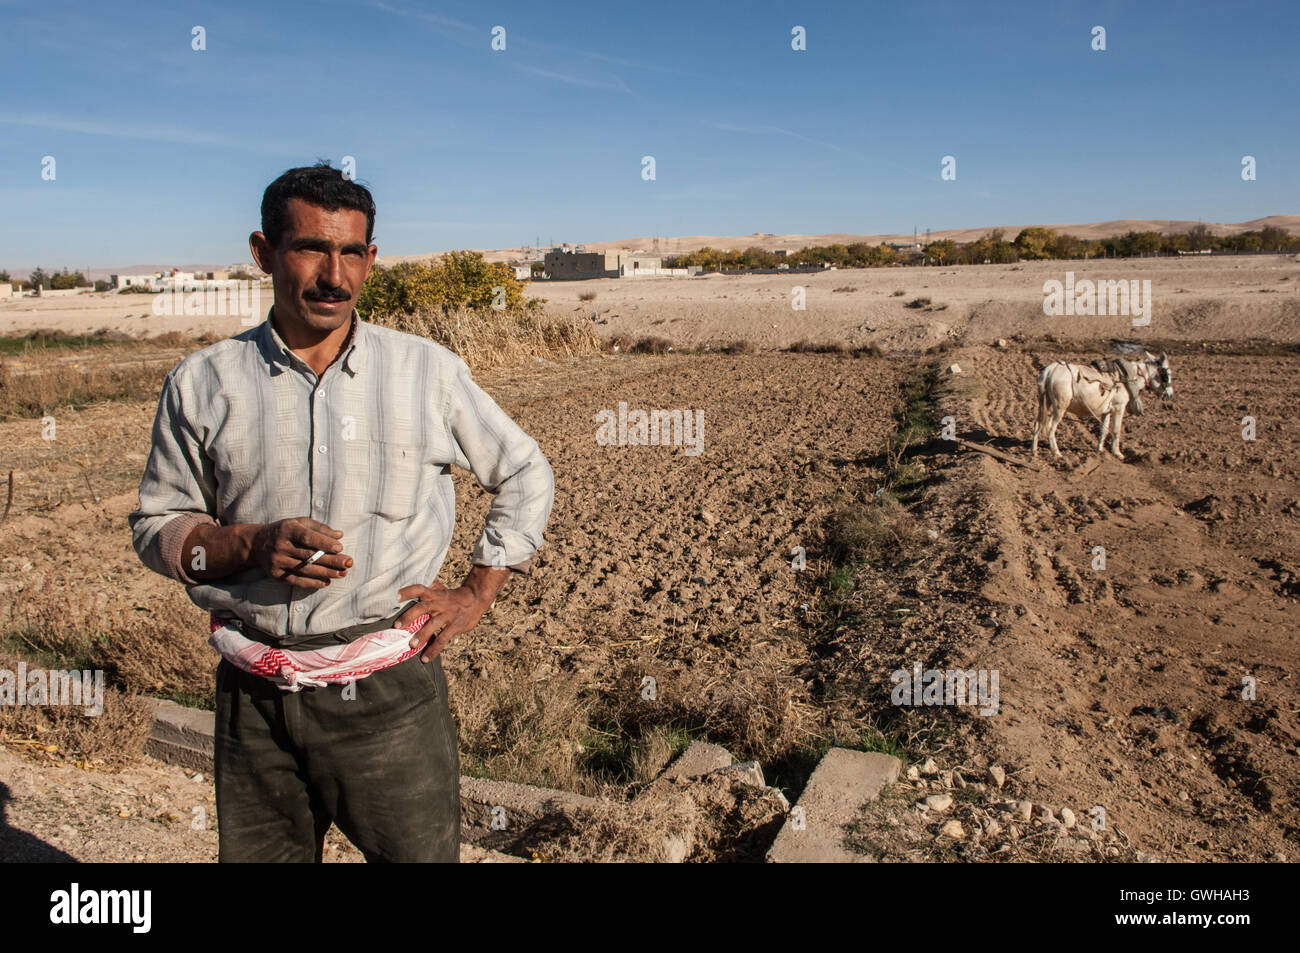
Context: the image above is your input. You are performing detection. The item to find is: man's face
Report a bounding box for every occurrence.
[250,197,377,335]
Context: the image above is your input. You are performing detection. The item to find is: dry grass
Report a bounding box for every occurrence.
[629,336,674,355]
[367,307,602,371]
[720,339,756,355]
[0,308,604,421]
[788,340,846,354]
[2,584,215,706]
[451,649,806,799]
[0,651,156,767]
[0,331,210,421]
[0,585,172,767]
[825,497,930,568]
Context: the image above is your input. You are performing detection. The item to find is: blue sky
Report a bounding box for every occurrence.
[2,0,1297,270]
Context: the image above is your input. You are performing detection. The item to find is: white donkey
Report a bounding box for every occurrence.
[1032,352,1172,459]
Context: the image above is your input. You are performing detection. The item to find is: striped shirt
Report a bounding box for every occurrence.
[128,309,554,644]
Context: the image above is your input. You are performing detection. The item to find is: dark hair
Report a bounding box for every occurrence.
[260,161,376,248]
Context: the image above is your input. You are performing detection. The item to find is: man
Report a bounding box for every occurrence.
[128,163,554,862]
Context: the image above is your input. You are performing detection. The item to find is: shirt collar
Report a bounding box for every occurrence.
[259,308,364,378]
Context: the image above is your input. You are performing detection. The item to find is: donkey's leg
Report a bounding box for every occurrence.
[1097,412,1111,453]
[1048,407,1067,458]
[1032,391,1047,457]
[1111,405,1126,459]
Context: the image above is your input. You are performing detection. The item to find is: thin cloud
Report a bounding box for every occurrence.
[367,1,475,34]
[0,113,300,154]
[578,50,694,77]
[514,64,630,93]
[371,2,637,95]
[710,121,861,157]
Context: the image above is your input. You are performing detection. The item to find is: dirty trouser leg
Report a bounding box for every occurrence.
[297,653,461,862]
[214,652,460,863]
[213,658,330,862]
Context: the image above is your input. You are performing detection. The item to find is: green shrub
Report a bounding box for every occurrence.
[358,252,541,318]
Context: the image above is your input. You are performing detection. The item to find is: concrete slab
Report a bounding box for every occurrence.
[658,740,733,781]
[766,748,901,863]
[459,775,603,854]
[144,699,215,773]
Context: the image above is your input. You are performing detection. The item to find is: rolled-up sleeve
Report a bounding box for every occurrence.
[443,357,554,573]
[127,370,218,584]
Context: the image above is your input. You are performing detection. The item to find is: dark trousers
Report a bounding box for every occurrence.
[213,608,461,862]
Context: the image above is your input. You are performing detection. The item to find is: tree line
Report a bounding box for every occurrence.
[663,225,1298,272]
[1,267,108,291]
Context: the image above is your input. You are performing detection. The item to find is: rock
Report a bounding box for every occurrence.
[947,364,962,375]
[984,819,1002,837]
[699,510,719,526]
[924,794,953,813]
[905,765,920,782]
[1136,851,1164,863]
[661,832,692,863]
[919,758,939,776]
[995,339,1008,348]
[938,820,964,840]
[939,770,954,788]
[953,771,967,790]
[1059,807,1076,829]
[1016,800,1034,822]
[1038,805,1056,824]
[987,765,1006,789]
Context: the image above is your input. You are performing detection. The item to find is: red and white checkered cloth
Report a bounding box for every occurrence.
[208,612,431,693]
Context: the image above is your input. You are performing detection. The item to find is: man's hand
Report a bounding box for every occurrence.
[397,565,509,662]
[250,517,353,589]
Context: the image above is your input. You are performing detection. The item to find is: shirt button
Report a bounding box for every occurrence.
[294,604,304,613]
[318,445,327,454]
[315,498,325,508]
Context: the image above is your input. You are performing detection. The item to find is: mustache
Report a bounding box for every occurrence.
[303,286,350,301]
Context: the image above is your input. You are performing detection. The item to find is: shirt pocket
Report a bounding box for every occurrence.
[368,440,425,522]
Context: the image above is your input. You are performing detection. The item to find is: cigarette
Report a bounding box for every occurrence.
[287,549,327,575]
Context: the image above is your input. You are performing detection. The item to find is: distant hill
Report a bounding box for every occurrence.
[380,215,1300,265]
